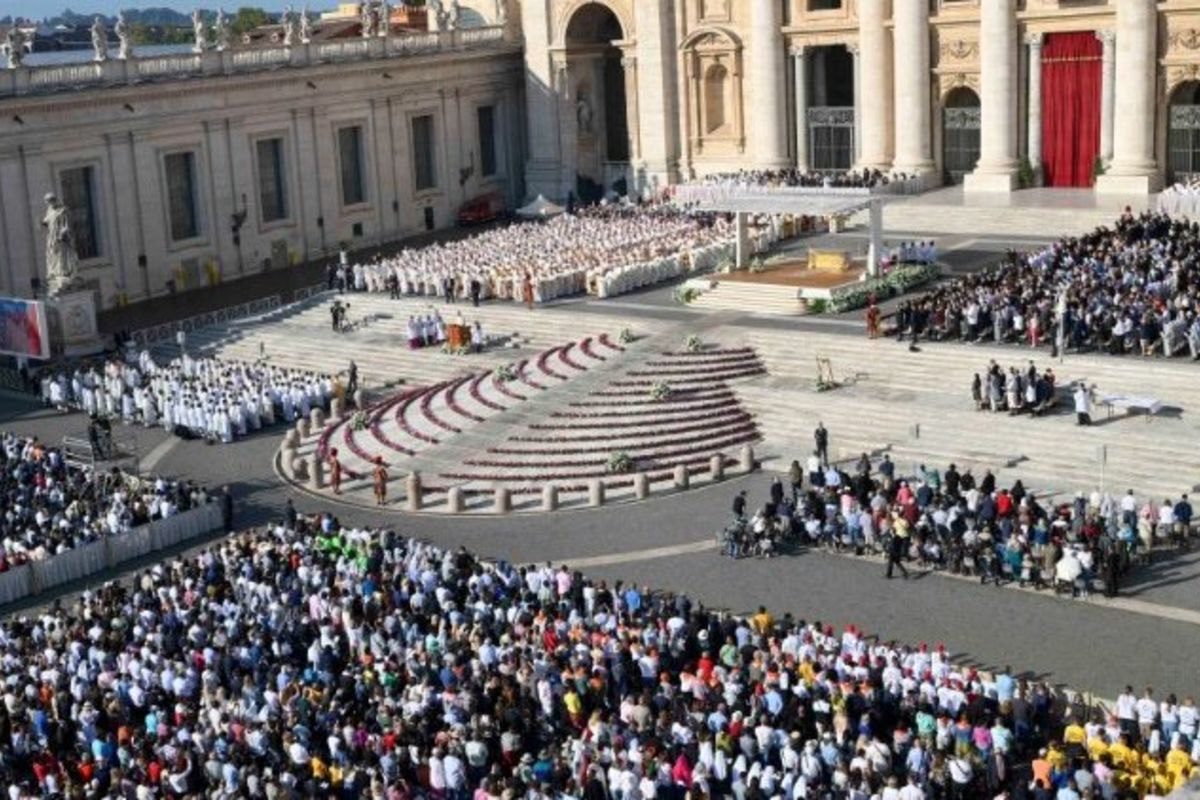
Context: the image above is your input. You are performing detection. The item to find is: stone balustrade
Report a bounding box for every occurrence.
[0,26,508,98]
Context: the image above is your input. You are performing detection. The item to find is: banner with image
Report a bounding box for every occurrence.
[0,297,49,360]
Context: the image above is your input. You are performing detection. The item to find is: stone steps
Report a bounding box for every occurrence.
[861,202,1119,238]
[686,279,807,316]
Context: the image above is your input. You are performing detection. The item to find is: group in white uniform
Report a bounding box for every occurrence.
[42,352,333,443]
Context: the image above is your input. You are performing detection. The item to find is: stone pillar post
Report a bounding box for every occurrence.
[734,212,750,268]
[857,0,891,169]
[891,0,935,180]
[792,46,809,171]
[849,44,862,165]
[405,472,422,512]
[622,54,642,167]
[749,0,789,168]
[1095,0,1161,193]
[965,0,1019,192]
[1026,33,1044,176]
[1097,30,1116,164]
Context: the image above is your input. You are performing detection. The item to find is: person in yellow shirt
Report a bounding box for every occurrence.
[751,605,773,634]
[1166,742,1193,788]
[1063,720,1086,749]
[1046,741,1068,770]
[1086,734,1109,763]
[563,687,583,727]
[1107,737,1133,770]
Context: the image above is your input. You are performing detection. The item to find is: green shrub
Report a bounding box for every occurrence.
[806,298,829,314]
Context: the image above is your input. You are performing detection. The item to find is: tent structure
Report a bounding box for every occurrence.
[516,194,566,220]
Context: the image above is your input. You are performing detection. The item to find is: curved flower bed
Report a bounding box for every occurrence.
[659,346,754,357]
[463,430,759,469]
[518,361,548,391]
[548,397,739,420]
[487,421,759,455]
[469,372,508,411]
[394,392,442,445]
[623,367,766,381]
[315,394,402,460]
[644,354,762,368]
[567,389,735,408]
[420,384,464,434]
[585,385,729,399]
[531,408,749,432]
[580,337,607,361]
[493,374,529,401]
[510,412,753,442]
[598,333,625,352]
[559,344,590,373]
[536,347,570,381]
[445,376,486,423]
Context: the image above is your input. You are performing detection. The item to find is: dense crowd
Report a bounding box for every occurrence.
[970,361,1060,417]
[735,438,1194,601]
[326,203,731,306]
[682,168,911,191]
[0,507,1197,799]
[896,211,1200,359]
[40,353,335,444]
[0,431,208,569]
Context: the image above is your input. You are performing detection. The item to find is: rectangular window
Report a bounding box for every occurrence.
[477,105,498,178]
[808,0,841,10]
[412,114,437,191]
[337,125,366,206]
[59,165,99,260]
[256,138,288,223]
[164,151,199,242]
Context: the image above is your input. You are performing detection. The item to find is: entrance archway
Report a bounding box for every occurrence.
[1168,82,1200,184]
[805,45,855,171]
[564,2,630,201]
[942,87,981,185]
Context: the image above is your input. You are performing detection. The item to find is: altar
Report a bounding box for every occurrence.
[808,249,851,272]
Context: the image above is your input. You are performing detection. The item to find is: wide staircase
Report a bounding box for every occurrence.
[686,279,807,316]
[730,326,1199,503]
[866,201,1121,239]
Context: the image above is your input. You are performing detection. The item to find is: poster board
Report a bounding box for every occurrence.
[0,297,49,360]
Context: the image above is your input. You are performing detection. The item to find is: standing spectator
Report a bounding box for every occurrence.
[814,422,829,464]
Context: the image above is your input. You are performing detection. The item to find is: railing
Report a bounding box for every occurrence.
[136,53,203,78]
[28,61,104,87]
[229,47,291,70]
[0,25,512,98]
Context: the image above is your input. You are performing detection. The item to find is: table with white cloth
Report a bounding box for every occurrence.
[1099,394,1163,421]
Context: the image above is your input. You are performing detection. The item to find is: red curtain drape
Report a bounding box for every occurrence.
[1041,32,1102,188]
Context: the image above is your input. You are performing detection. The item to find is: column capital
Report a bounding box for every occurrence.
[1096,29,1116,46]
[788,44,806,58]
[845,42,860,56]
[1023,32,1043,48]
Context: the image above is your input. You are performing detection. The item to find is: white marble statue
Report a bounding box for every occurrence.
[447,0,460,30]
[192,9,209,53]
[42,194,81,297]
[496,0,509,25]
[5,26,26,68]
[300,6,312,44]
[91,16,108,62]
[360,1,374,38]
[576,89,593,134]
[281,6,297,47]
[114,11,132,60]
[377,0,389,37]
[428,0,445,32]
[214,8,231,51]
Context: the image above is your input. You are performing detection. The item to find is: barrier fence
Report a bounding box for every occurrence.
[0,502,222,607]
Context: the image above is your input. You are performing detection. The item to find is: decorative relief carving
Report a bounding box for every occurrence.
[938,39,978,61]
[1169,29,1200,52]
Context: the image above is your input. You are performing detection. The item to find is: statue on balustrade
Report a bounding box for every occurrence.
[5,26,26,68]
[42,194,81,298]
[496,0,509,25]
[360,1,375,38]
[282,6,297,47]
[115,11,133,60]
[192,9,209,53]
[378,0,390,37]
[428,0,446,32]
[91,16,108,62]
[214,8,231,51]
[300,6,313,44]
[448,0,461,30]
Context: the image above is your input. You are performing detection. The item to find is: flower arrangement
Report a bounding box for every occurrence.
[673,286,701,305]
[617,327,637,345]
[649,381,673,402]
[684,334,703,353]
[495,364,518,383]
[606,451,635,474]
[441,343,470,356]
[350,411,370,432]
[827,263,941,314]
[748,257,766,274]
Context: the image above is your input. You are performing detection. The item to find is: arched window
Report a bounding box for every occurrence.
[704,63,729,134]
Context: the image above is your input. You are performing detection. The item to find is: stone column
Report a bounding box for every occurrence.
[634,0,681,187]
[857,0,891,169]
[749,0,789,168]
[849,44,862,165]
[965,0,1019,192]
[1096,0,1161,193]
[1026,33,1044,175]
[734,211,750,268]
[892,0,935,179]
[622,54,642,166]
[521,0,562,198]
[792,46,809,171]
[1097,30,1116,164]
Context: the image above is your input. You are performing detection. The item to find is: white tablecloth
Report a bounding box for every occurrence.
[1099,394,1163,415]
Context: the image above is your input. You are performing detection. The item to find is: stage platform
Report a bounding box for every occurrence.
[716,260,867,290]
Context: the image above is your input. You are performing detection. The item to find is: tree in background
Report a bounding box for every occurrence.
[231,7,271,36]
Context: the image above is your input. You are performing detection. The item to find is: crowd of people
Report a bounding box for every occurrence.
[39,352,335,444]
[970,361,1060,417]
[681,168,912,191]
[726,426,1192,602]
[0,504,1197,798]
[898,211,1200,360]
[324,202,731,307]
[0,431,209,569]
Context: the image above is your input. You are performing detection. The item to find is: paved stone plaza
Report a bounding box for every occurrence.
[5,230,1200,701]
